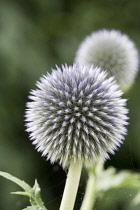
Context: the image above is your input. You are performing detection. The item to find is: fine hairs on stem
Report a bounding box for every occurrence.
[59,161,82,210]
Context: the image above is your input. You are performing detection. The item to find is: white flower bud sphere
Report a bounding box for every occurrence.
[75,29,139,91]
[25,64,128,168]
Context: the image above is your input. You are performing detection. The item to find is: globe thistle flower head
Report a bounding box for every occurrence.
[75,29,139,91]
[25,64,128,168]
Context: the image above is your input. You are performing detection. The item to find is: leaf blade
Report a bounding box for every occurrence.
[0,171,32,193]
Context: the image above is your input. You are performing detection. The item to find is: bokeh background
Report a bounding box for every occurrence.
[0,0,140,209]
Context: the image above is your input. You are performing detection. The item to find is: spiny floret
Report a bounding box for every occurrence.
[25,64,128,168]
[75,29,139,91]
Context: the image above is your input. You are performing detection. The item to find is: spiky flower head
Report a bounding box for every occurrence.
[75,29,139,91]
[25,64,128,168]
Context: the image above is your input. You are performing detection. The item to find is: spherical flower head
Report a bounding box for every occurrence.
[75,29,139,91]
[25,64,128,168]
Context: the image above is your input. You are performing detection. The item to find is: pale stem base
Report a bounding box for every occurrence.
[59,161,82,210]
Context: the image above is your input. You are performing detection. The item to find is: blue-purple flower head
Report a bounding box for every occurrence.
[25,64,128,168]
[75,29,139,91]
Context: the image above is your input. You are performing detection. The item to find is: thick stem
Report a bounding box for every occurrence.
[59,161,82,210]
[80,172,96,210]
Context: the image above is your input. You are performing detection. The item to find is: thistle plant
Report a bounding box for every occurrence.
[0,26,139,210]
[1,62,140,209]
[75,29,139,91]
[25,63,128,210]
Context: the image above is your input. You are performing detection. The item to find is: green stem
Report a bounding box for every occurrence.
[59,161,82,210]
[80,172,96,210]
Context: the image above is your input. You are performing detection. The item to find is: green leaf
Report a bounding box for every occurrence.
[0,171,32,193]
[95,166,140,195]
[23,205,45,210]
[11,191,31,197]
[31,180,45,207]
[0,171,47,209]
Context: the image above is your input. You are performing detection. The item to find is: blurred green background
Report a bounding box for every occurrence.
[0,0,140,209]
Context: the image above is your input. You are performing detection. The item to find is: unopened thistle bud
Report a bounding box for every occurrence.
[75,29,139,91]
[25,64,128,168]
